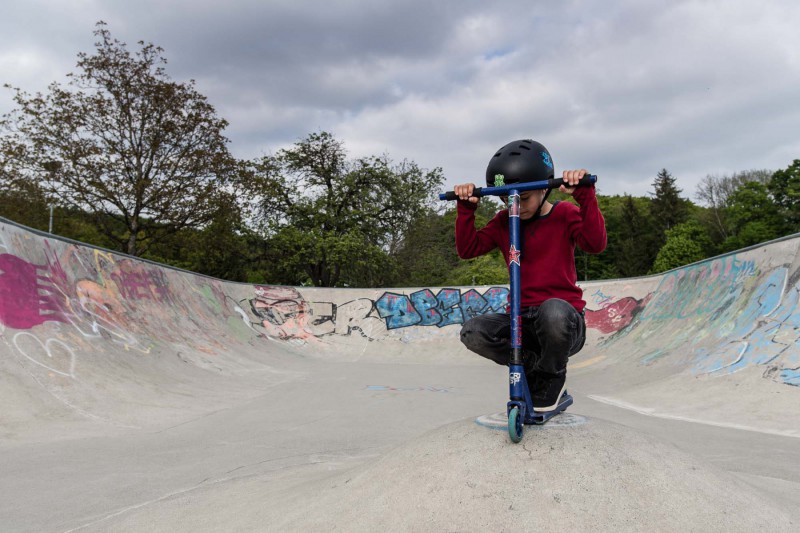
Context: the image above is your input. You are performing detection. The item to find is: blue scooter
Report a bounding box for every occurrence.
[440,174,596,442]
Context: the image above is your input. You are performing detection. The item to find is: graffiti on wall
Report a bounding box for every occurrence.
[0,253,66,329]
[2,215,799,387]
[242,285,389,342]
[590,254,800,387]
[241,286,511,341]
[375,287,509,329]
[637,255,760,323]
[0,239,244,374]
[584,288,652,334]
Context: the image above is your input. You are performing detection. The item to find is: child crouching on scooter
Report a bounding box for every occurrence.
[453,139,607,412]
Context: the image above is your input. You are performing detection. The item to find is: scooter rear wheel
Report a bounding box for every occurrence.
[508,406,523,443]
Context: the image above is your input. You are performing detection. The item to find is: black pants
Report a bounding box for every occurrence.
[459,298,586,378]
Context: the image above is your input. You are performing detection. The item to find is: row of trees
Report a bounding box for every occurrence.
[387,162,800,287]
[2,24,800,287]
[586,165,800,280]
[0,24,442,287]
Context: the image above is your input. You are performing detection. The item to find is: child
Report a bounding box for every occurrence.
[453,139,606,411]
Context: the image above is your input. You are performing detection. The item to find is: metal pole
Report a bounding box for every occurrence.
[507,189,525,402]
[42,161,62,234]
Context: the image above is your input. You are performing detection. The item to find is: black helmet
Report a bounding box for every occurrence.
[485,139,554,188]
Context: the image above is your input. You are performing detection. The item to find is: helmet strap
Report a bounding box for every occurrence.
[533,189,552,219]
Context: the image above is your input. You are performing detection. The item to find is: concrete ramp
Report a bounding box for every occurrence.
[0,216,798,532]
[261,418,794,532]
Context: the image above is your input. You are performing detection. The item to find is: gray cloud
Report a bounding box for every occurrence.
[1,0,799,201]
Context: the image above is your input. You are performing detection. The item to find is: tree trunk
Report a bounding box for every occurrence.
[127,219,139,256]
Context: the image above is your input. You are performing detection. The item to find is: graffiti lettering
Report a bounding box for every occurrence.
[110,261,171,302]
[375,291,422,329]
[375,287,509,330]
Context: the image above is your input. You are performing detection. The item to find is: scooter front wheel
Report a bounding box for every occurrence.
[508,406,523,443]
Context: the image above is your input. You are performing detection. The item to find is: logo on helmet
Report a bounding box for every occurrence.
[494,174,505,187]
[541,151,553,169]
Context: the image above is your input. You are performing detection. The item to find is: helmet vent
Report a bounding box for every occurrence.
[518,144,531,150]
[510,151,521,156]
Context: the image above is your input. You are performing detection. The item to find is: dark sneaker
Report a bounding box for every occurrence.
[532,373,567,412]
[525,370,543,401]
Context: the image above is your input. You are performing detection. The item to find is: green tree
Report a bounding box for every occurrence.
[143,190,251,281]
[615,195,658,277]
[394,199,503,287]
[695,169,773,243]
[446,251,508,286]
[721,181,786,251]
[0,161,50,230]
[0,22,234,256]
[650,219,713,273]
[393,207,458,286]
[770,159,800,231]
[1,154,120,246]
[650,168,689,240]
[247,131,443,287]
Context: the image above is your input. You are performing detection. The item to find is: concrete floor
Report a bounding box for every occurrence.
[1,217,799,531]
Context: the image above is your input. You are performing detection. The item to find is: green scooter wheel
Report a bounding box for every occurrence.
[508,406,523,443]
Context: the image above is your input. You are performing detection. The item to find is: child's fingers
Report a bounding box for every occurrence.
[562,169,587,187]
[454,183,478,202]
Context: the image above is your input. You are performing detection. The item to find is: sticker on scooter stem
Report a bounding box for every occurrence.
[508,194,520,217]
[510,372,522,385]
[509,244,521,266]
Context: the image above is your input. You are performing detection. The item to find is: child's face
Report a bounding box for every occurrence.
[502,190,547,220]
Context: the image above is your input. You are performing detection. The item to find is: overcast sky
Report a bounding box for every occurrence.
[2,0,799,200]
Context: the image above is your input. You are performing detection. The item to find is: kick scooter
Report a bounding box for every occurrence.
[440,174,597,442]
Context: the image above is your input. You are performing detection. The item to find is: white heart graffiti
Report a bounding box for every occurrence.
[12,332,76,378]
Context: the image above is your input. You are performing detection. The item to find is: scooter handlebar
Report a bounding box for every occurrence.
[439,174,596,201]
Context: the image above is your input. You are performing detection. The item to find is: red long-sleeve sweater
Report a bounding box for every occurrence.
[455,186,607,312]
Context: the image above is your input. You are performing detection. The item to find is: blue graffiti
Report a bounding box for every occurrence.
[375,287,509,330]
[375,292,422,329]
[639,255,757,322]
[692,268,798,386]
[780,368,800,386]
[408,289,440,326]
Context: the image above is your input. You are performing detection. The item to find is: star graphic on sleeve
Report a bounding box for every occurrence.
[509,245,521,266]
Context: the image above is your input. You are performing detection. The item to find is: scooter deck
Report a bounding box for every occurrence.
[524,391,573,425]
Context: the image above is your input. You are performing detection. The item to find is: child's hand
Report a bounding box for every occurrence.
[454,183,480,204]
[559,169,589,195]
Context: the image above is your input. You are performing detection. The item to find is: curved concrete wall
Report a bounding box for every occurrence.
[1,216,798,440]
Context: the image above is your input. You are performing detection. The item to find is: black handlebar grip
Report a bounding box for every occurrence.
[440,187,485,201]
[442,191,459,201]
[547,174,597,189]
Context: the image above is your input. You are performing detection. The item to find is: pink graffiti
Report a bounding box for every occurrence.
[0,253,65,329]
[110,260,171,302]
[585,294,652,334]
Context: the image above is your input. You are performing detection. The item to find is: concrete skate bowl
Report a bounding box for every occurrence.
[0,215,798,532]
